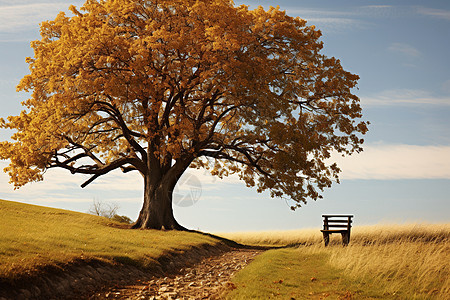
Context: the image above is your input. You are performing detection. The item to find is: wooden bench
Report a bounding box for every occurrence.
[321,215,353,246]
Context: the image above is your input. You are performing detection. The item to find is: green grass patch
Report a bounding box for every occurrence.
[0,199,220,280]
[224,248,377,299]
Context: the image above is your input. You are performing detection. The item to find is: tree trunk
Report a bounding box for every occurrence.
[132,170,186,230]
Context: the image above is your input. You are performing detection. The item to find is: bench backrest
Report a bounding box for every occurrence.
[322,215,353,231]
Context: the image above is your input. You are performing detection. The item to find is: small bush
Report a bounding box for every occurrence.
[89,199,119,219]
[111,214,133,224]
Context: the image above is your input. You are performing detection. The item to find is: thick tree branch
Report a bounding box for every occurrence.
[92,99,147,161]
[63,135,104,167]
[199,146,271,178]
[51,156,146,187]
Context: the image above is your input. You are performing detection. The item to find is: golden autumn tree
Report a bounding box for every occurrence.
[0,0,368,230]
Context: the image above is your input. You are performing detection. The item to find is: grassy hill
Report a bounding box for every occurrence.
[0,199,222,282]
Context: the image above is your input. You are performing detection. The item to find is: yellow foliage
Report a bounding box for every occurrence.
[1,0,368,208]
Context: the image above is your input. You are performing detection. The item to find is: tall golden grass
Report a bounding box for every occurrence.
[326,240,449,297]
[220,223,449,246]
[303,225,449,298]
[217,228,320,246]
[219,223,450,298]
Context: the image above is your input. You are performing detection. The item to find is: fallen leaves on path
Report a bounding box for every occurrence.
[93,249,262,299]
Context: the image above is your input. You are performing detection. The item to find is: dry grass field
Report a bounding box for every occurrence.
[220,224,450,299]
[220,223,449,246]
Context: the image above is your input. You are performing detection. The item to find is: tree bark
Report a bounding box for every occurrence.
[131,167,187,230]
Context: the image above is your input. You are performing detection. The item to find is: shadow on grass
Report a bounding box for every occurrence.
[187,230,287,250]
[106,221,288,250]
[112,256,141,267]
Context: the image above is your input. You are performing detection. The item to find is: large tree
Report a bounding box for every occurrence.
[0,0,368,230]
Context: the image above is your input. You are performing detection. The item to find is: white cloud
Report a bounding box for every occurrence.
[0,0,69,4]
[305,17,364,33]
[388,42,421,58]
[417,7,450,21]
[0,162,90,202]
[284,8,350,18]
[332,144,450,180]
[280,7,367,33]
[0,160,243,204]
[2,143,449,206]
[86,170,142,192]
[0,4,55,32]
[0,2,82,33]
[356,5,402,19]
[361,89,450,106]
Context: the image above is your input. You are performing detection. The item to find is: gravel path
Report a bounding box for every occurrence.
[91,249,262,300]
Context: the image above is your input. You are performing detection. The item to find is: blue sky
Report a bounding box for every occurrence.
[0,0,449,232]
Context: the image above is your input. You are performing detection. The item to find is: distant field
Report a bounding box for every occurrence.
[0,199,220,280]
[219,223,450,246]
[220,224,450,299]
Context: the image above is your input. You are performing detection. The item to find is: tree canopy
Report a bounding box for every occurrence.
[0,0,368,229]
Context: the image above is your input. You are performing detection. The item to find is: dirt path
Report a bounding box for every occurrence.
[90,249,262,300]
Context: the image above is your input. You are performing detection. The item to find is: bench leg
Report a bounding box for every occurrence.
[341,232,350,246]
[322,232,330,247]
